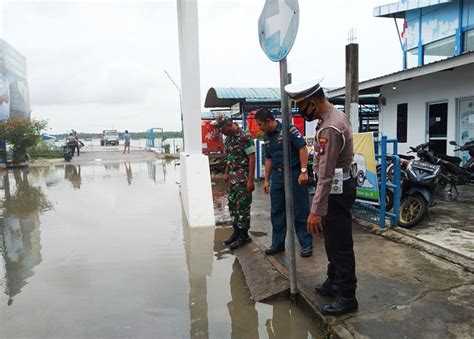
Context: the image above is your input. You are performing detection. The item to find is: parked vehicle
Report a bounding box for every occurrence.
[399,150,442,228]
[100,130,119,146]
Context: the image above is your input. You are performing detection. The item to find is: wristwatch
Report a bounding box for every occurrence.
[300,168,307,173]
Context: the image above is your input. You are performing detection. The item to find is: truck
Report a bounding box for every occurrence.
[100,130,119,146]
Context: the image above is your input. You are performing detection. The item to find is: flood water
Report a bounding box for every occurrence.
[0,160,322,338]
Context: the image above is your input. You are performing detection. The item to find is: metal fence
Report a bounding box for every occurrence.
[353,134,401,229]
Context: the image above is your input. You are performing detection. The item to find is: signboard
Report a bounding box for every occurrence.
[258,0,299,62]
[0,39,30,121]
[353,132,380,204]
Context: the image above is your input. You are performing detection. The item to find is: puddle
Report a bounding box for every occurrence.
[0,161,322,338]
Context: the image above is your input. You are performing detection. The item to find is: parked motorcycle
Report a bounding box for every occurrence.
[398,148,442,228]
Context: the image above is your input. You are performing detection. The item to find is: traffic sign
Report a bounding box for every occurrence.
[258,0,299,62]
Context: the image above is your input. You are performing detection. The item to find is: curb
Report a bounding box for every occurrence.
[235,239,356,339]
[354,218,474,273]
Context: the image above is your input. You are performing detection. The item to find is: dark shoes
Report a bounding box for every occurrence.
[314,279,336,297]
[264,245,285,256]
[300,247,313,257]
[320,296,358,316]
[229,229,252,250]
[223,227,240,246]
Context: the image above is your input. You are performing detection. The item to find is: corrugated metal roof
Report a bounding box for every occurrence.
[373,0,452,18]
[204,87,280,108]
[328,51,474,97]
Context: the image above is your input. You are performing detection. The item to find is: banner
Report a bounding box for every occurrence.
[353,132,379,204]
[0,39,30,121]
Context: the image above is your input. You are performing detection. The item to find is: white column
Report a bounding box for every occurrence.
[177,0,215,227]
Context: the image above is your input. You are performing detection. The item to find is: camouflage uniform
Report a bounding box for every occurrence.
[225,126,256,230]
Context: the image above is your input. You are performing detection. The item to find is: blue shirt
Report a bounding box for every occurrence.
[124,133,131,142]
[264,121,306,169]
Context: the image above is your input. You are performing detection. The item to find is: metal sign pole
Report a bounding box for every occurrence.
[279,57,297,300]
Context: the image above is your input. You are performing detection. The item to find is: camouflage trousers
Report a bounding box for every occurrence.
[228,182,252,230]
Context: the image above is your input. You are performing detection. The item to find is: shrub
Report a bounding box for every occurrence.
[0,118,48,163]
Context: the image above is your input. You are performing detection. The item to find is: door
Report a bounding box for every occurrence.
[428,102,448,155]
[458,97,474,164]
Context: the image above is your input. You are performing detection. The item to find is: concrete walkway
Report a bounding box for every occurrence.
[215,180,474,338]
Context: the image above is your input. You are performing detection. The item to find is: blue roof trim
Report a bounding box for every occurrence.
[373,0,452,18]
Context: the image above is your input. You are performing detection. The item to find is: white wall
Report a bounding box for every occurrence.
[379,63,474,155]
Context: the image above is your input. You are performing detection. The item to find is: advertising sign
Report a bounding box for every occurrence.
[0,39,30,121]
[353,132,380,204]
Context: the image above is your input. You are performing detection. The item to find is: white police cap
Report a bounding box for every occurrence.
[284,77,324,103]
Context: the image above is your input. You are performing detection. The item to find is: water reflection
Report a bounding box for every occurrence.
[64,164,81,189]
[184,223,320,338]
[183,211,214,338]
[0,169,51,305]
[124,162,133,185]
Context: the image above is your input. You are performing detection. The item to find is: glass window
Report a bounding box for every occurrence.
[407,48,419,68]
[397,103,408,143]
[423,36,455,64]
[465,29,474,52]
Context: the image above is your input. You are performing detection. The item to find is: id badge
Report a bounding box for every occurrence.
[330,168,343,195]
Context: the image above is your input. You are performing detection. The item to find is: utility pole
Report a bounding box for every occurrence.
[164,69,185,152]
[345,28,359,133]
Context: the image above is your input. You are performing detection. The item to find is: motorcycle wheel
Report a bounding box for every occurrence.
[398,194,428,228]
[385,189,394,211]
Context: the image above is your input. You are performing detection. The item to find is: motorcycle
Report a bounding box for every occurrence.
[398,148,442,228]
[63,142,75,162]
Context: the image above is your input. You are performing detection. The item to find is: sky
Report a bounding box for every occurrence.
[1,0,402,134]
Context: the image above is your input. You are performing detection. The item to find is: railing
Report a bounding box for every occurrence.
[354,134,401,229]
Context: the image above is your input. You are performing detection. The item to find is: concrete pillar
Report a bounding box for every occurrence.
[177,0,215,227]
[345,42,359,133]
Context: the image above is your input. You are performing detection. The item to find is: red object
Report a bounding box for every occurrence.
[201,120,224,153]
[293,115,305,135]
[246,111,260,139]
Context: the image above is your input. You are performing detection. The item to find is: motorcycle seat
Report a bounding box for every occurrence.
[438,154,462,166]
[399,154,415,161]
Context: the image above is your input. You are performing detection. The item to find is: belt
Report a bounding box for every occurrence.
[315,170,352,181]
[274,165,300,172]
[342,171,352,181]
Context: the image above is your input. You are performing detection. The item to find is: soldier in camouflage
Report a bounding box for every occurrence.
[215,115,256,250]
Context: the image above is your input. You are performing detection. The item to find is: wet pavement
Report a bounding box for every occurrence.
[397,185,474,259]
[214,180,474,338]
[0,159,322,338]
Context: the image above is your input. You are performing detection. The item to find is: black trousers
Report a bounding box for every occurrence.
[323,177,357,298]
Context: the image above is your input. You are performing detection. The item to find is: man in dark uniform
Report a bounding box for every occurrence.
[255,109,313,257]
[285,79,358,316]
[216,115,256,250]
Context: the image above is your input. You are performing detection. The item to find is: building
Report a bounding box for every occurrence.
[329,0,474,157]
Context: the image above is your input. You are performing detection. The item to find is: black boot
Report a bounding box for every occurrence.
[264,245,285,255]
[229,229,251,250]
[223,226,240,246]
[314,279,336,297]
[320,296,358,316]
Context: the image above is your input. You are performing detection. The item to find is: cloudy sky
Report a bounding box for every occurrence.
[1,0,401,134]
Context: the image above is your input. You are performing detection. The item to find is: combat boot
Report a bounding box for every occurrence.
[314,279,336,297]
[320,296,358,316]
[223,226,240,246]
[229,229,252,250]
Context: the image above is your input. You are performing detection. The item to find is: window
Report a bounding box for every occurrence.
[407,48,419,68]
[397,103,408,143]
[465,29,474,52]
[423,36,456,64]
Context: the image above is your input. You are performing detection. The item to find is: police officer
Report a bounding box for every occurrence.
[255,109,313,257]
[216,115,256,250]
[285,79,358,316]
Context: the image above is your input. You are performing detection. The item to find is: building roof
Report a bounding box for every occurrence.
[328,51,474,98]
[373,0,452,18]
[204,87,281,108]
